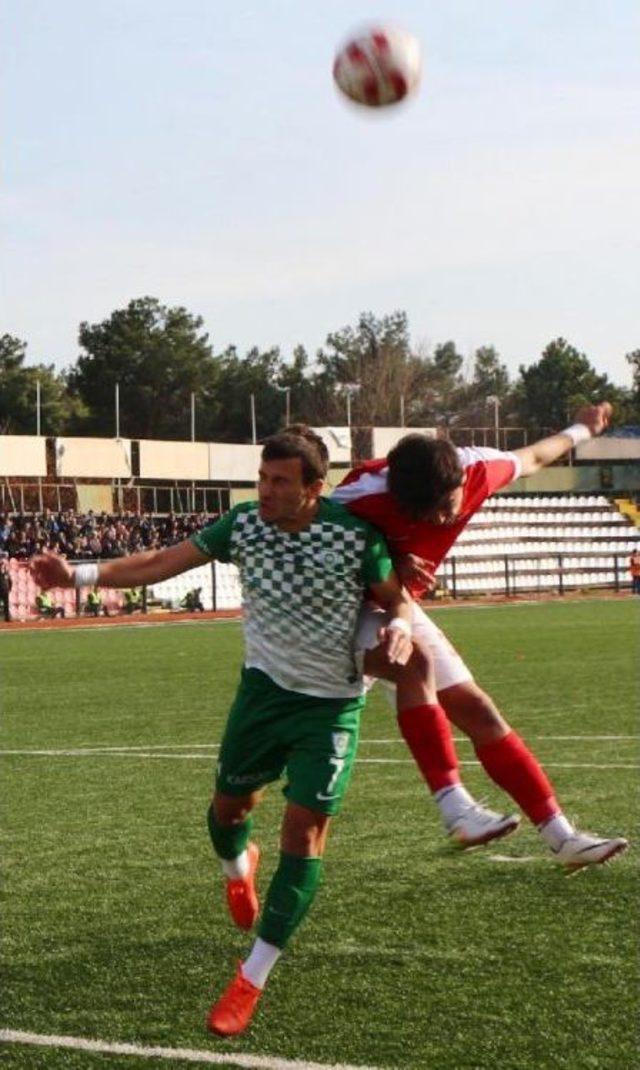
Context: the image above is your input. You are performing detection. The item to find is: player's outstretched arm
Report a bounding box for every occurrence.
[513,402,612,478]
[30,539,210,591]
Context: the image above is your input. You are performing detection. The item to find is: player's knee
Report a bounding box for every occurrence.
[282,804,331,857]
[439,683,508,740]
[212,790,257,826]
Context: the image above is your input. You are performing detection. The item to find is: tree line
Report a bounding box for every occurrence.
[1,297,639,441]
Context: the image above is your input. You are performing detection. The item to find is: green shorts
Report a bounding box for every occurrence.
[216,667,364,815]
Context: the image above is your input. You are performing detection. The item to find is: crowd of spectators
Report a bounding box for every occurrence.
[0,510,219,561]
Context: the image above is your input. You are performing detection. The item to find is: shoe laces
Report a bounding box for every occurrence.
[461,799,502,824]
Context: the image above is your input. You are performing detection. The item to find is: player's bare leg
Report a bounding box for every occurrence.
[364,640,519,847]
[208,803,329,1036]
[439,681,628,868]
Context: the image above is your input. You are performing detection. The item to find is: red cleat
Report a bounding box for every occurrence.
[225,841,260,930]
[206,964,262,1036]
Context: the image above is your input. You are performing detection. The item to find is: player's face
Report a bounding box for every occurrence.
[258,458,323,528]
[424,484,465,526]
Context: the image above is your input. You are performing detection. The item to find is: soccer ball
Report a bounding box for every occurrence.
[333,24,422,108]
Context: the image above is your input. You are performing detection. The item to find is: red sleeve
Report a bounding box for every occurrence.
[338,459,387,488]
[484,457,519,496]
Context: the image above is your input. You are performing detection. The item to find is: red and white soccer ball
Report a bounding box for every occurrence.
[333,24,422,108]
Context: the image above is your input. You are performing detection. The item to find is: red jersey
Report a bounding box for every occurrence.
[332,447,521,597]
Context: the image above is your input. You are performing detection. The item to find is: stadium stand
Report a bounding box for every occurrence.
[2,427,639,616]
[438,494,640,595]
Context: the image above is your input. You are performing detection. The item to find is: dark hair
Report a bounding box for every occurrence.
[261,424,329,484]
[387,435,463,518]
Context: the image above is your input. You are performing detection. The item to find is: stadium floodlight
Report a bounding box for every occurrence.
[274,385,292,425]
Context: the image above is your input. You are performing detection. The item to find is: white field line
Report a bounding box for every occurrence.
[0,750,220,759]
[1,734,636,758]
[0,1029,380,1070]
[361,736,639,743]
[0,749,637,770]
[0,617,242,636]
[358,759,639,769]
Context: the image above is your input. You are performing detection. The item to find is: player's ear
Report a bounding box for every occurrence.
[306,477,325,500]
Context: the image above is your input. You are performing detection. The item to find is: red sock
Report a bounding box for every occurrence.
[476,730,559,825]
[397,704,460,793]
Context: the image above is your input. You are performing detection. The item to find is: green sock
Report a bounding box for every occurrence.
[258,852,323,949]
[206,802,252,861]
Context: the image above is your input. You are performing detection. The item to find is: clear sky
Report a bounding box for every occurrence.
[2,1,639,385]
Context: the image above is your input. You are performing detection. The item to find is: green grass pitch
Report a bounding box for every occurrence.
[1,599,638,1069]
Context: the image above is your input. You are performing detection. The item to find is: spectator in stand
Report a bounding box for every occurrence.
[629,549,640,594]
[0,554,12,622]
[0,508,220,563]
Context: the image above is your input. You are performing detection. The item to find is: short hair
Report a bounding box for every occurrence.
[261,424,329,484]
[387,434,463,518]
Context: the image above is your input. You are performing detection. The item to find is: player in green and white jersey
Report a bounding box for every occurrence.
[30,426,420,1038]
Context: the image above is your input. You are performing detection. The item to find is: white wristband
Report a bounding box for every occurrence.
[562,423,592,447]
[74,562,100,588]
[388,616,412,637]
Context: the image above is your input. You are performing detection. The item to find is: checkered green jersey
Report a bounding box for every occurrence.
[192,499,393,698]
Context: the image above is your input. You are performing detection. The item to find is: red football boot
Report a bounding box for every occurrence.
[207,964,262,1036]
[225,842,260,930]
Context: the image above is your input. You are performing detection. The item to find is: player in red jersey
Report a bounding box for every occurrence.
[333,402,628,869]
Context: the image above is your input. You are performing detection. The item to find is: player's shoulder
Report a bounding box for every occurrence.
[228,500,259,519]
[201,500,257,528]
[317,497,383,538]
[456,446,513,469]
[332,459,389,501]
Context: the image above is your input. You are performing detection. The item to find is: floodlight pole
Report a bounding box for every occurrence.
[191,392,196,442]
[487,395,500,449]
[400,394,405,427]
[343,383,360,428]
[250,393,257,444]
[36,379,41,436]
[115,382,120,439]
[275,384,291,426]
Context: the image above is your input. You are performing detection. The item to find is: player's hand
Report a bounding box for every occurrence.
[394,553,437,591]
[29,550,74,590]
[574,402,613,437]
[377,624,413,666]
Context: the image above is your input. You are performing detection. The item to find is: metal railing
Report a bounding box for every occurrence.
[439,551,633,598]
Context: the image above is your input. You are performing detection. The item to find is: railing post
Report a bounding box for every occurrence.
[614,554,620,592]
[504,555,510,597]
[450,557,457,599]
[558,554,564,596]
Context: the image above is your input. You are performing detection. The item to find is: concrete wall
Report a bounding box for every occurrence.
[503,465,640,494]
[56,438,132,478]
[139,440,209,480]
[576,437,640,461]
[372,426,437,457]
[209,444,262,481]
[0,436,47,477]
